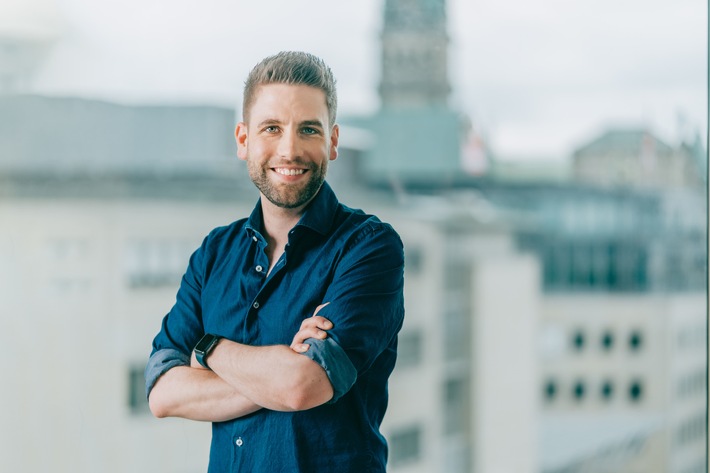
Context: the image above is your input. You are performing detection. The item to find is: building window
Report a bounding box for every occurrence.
[571,329,585,351]
[677,369,706,399]
[389,425,422,467]
[443,377,468,435]
[397,330,423,369]
[45,238,93,296]
[47,238,90,261]
[628,330,643,352]
[606,243,618,287]
[124,239,195,289]
[128,364,150,415]
[628,379,644,403]
[544,379,558,402]
[404,246,423,275]
[675,412,707,447]
[443,300,469,362]
[572,380,586,401]
[600,330,614,351]
[444,260,471,294]
[600,380,614,401]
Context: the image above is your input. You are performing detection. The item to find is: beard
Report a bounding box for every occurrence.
[247,158,328,209]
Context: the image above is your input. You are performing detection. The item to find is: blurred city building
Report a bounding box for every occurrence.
[348,1,707,473]
[572,129,706,190]
[0,0,706,473]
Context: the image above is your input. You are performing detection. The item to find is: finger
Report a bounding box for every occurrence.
[309,315,333,330]
[291,343,310,353]
[313,302,330,317]
[298,315,332,332]
[291,327,328,346]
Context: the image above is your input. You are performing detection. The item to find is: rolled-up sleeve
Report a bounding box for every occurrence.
[145,236,209,398]
[144,348,190,398]
[299,221,405,400]
[324,223,404,369]
[301,337,357,403]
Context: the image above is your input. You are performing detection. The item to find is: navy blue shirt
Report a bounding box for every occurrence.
[145,182,405,472]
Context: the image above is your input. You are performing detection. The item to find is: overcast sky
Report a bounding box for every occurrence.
[12,0,708,160]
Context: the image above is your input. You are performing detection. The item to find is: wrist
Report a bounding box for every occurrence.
[193,334,222,369]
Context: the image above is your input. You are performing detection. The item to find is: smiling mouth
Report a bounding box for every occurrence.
[273,168,307,176]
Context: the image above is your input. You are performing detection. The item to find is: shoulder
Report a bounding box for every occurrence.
[205,218,248,241]
[197,218,249,258]
[335,204,403,258]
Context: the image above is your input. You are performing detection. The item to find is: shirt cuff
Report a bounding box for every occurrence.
[144,348,190,399]
[301,337,357,403]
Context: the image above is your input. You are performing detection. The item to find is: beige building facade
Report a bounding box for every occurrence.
[539,293,706,473]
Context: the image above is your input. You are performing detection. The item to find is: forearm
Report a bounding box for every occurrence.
[148,366,261,422]
[208,340,333,412]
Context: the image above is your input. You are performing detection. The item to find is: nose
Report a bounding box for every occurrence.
[277,128,300,160]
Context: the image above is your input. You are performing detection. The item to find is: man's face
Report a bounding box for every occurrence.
[236,83,339,210]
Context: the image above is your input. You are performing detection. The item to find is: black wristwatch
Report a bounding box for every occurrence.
[194,334,222,369]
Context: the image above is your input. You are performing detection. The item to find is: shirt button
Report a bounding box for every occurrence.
[236,437,243,447]
[252,301,260,309]
[255,265,263,273]
[252,236,258,242]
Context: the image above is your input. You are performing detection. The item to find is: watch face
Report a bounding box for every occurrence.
[195,334,218,354]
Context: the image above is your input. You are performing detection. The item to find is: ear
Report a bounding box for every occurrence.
[235,122,248,161]
[329,124,340,161]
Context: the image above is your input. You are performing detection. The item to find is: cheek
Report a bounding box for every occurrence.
[245,141,269,159]
[311,142,332,159]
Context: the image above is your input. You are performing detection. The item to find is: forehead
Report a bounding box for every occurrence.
[248,84,328,123]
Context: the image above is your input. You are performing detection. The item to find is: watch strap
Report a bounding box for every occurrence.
[194,333,222,369]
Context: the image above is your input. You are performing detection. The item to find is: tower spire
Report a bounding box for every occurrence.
[379,0,451,109]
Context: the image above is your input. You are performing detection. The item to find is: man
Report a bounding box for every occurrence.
[145,51,405,472]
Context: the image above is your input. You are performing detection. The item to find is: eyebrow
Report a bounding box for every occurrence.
[255,119,325,129]
[256,119,282,128]
[300,120,325,129]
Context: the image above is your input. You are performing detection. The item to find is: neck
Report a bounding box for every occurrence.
[261,195,307,237]
[259,196,305,270]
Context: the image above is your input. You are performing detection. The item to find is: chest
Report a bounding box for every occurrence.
[200,236,336,346]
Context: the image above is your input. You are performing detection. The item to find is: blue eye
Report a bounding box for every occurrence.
[302,127,317,135]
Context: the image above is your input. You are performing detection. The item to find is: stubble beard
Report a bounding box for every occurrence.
[248,159,328,209]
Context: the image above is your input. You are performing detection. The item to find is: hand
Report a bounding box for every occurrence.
[290,303,333,353]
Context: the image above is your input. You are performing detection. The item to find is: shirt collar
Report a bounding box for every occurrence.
[295,181,338,236]
[244,181,338,238]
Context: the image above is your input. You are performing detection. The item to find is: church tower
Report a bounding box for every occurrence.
[360,0,465,186]
[379,0,451,109]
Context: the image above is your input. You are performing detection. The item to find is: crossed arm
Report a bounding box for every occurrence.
[148,310,333,422]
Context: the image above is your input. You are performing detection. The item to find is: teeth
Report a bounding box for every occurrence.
[275,168,305,176]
